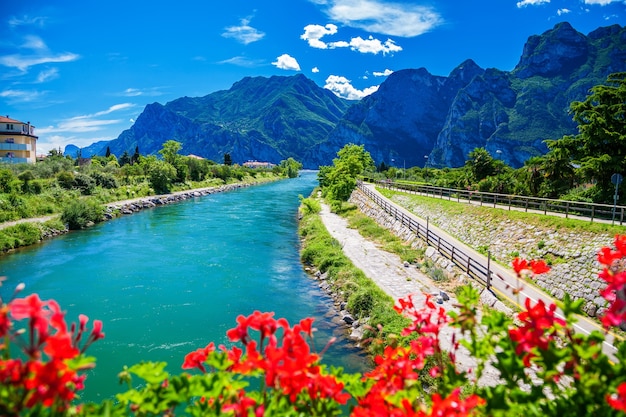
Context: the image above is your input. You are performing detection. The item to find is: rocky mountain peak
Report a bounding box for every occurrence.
[514,21,589,78]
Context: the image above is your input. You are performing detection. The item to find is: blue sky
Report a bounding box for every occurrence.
[2,0,625,155]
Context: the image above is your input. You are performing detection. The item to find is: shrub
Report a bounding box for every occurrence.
[73,173,96,195]
[61,199,104,230]
[90,172,118,189]
[348,290,375,317]
[57,171,75,189]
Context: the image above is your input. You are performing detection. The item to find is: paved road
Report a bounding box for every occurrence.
[362,182,619,360]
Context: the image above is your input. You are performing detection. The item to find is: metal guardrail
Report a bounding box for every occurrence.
[369,179,626,225]
[357,181,493,290]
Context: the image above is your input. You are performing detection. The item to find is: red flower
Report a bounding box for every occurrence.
[0,304,10,338]
[509,298,565,366]
[424,388,485,417]
[512,258,529,275]
[615,234,626,257]
[512,258,550,277]
[607,382,626,412]
[10,294,51,343]
[182,342,215,373]
[529,259,550,275]
[598,246,622,266]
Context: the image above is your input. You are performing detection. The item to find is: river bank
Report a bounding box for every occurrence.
[0,176,280,253]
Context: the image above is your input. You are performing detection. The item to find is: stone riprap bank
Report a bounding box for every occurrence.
[104,183,250,218]
[349,188,615,319]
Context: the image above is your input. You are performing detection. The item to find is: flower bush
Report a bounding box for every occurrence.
[2,236,626,416]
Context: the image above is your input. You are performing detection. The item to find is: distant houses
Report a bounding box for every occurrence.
[0,116,38,164]
[243,160,275,169]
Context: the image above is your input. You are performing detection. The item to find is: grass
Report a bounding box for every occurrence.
[298,197,412,356]
[338,203,423,264]
[378,187,626,236]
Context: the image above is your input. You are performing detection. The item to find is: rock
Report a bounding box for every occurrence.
[349,326,365,341]
[342,313,355,325]
[479,289,498,307]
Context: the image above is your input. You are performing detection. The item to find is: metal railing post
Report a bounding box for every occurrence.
[487,250,491,290]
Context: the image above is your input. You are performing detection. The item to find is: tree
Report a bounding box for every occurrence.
[549,72,626,202]
[0,168,16,193]
[132,146,140,165]
[148,160,177,193]
[465,147,496,182]
[224,153,232,166]
[17,170,34,193]
[320,144,375,202]
[105,146,111,158]
[279,158,303,178]
[159,140,182,165]
[119,151,131,166]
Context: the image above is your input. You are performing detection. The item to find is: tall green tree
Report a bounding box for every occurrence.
[224,153,232,166]
[159,140,182,165]
[279,158,302,178]
[465,147,496,182]
[132,146,140,165]
[550,72,626,202]
[320,144,375,202]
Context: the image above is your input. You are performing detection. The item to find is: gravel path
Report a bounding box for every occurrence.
[318,202,502,387]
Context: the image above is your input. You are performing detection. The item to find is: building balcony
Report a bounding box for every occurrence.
[0,143,29,151]
[0,157,28,164]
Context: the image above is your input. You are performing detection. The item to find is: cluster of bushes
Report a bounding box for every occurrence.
[0,141,301,237]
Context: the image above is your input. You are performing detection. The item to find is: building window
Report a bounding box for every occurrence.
[6,124,14,130]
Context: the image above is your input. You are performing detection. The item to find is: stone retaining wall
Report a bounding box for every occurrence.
[104,183,250,219]
[350,188,615,318]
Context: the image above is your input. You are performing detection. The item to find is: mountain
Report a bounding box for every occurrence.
[96,74,351,166]
[75,22,625,170]
[311,22,626,169]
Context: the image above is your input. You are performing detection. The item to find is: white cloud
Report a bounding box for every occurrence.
[312,67,320,73]
[37,134,113,155]
[0,35,80,73]
[557,8,571,15]
[373,69,393,77]
[516,0,550,7]
[222,18,265,44]
[117,87,165,97]
[324,75,378,100]
[36,67,59,83]
[349,36,401,54]
[36,104,135,134]
[8,15,46,28]
[21,35,47,51]
[301,24,338,48]
[321,0,441,37]
[300,24,402,55]
[272,54,301,71]
[218,56,265,67]
[0,88,48,104]
[0,52,79,72]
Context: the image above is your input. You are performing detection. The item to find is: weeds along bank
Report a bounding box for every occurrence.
[297,194,412,354]
[0,175,280,254]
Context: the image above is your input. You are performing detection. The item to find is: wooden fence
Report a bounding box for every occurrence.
[368,179,626,225]
[357,181,493,290]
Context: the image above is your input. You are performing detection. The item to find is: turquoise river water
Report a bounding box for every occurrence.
[0,171,369,402]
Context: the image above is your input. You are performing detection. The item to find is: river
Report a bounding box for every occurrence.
[0,171,369,402]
